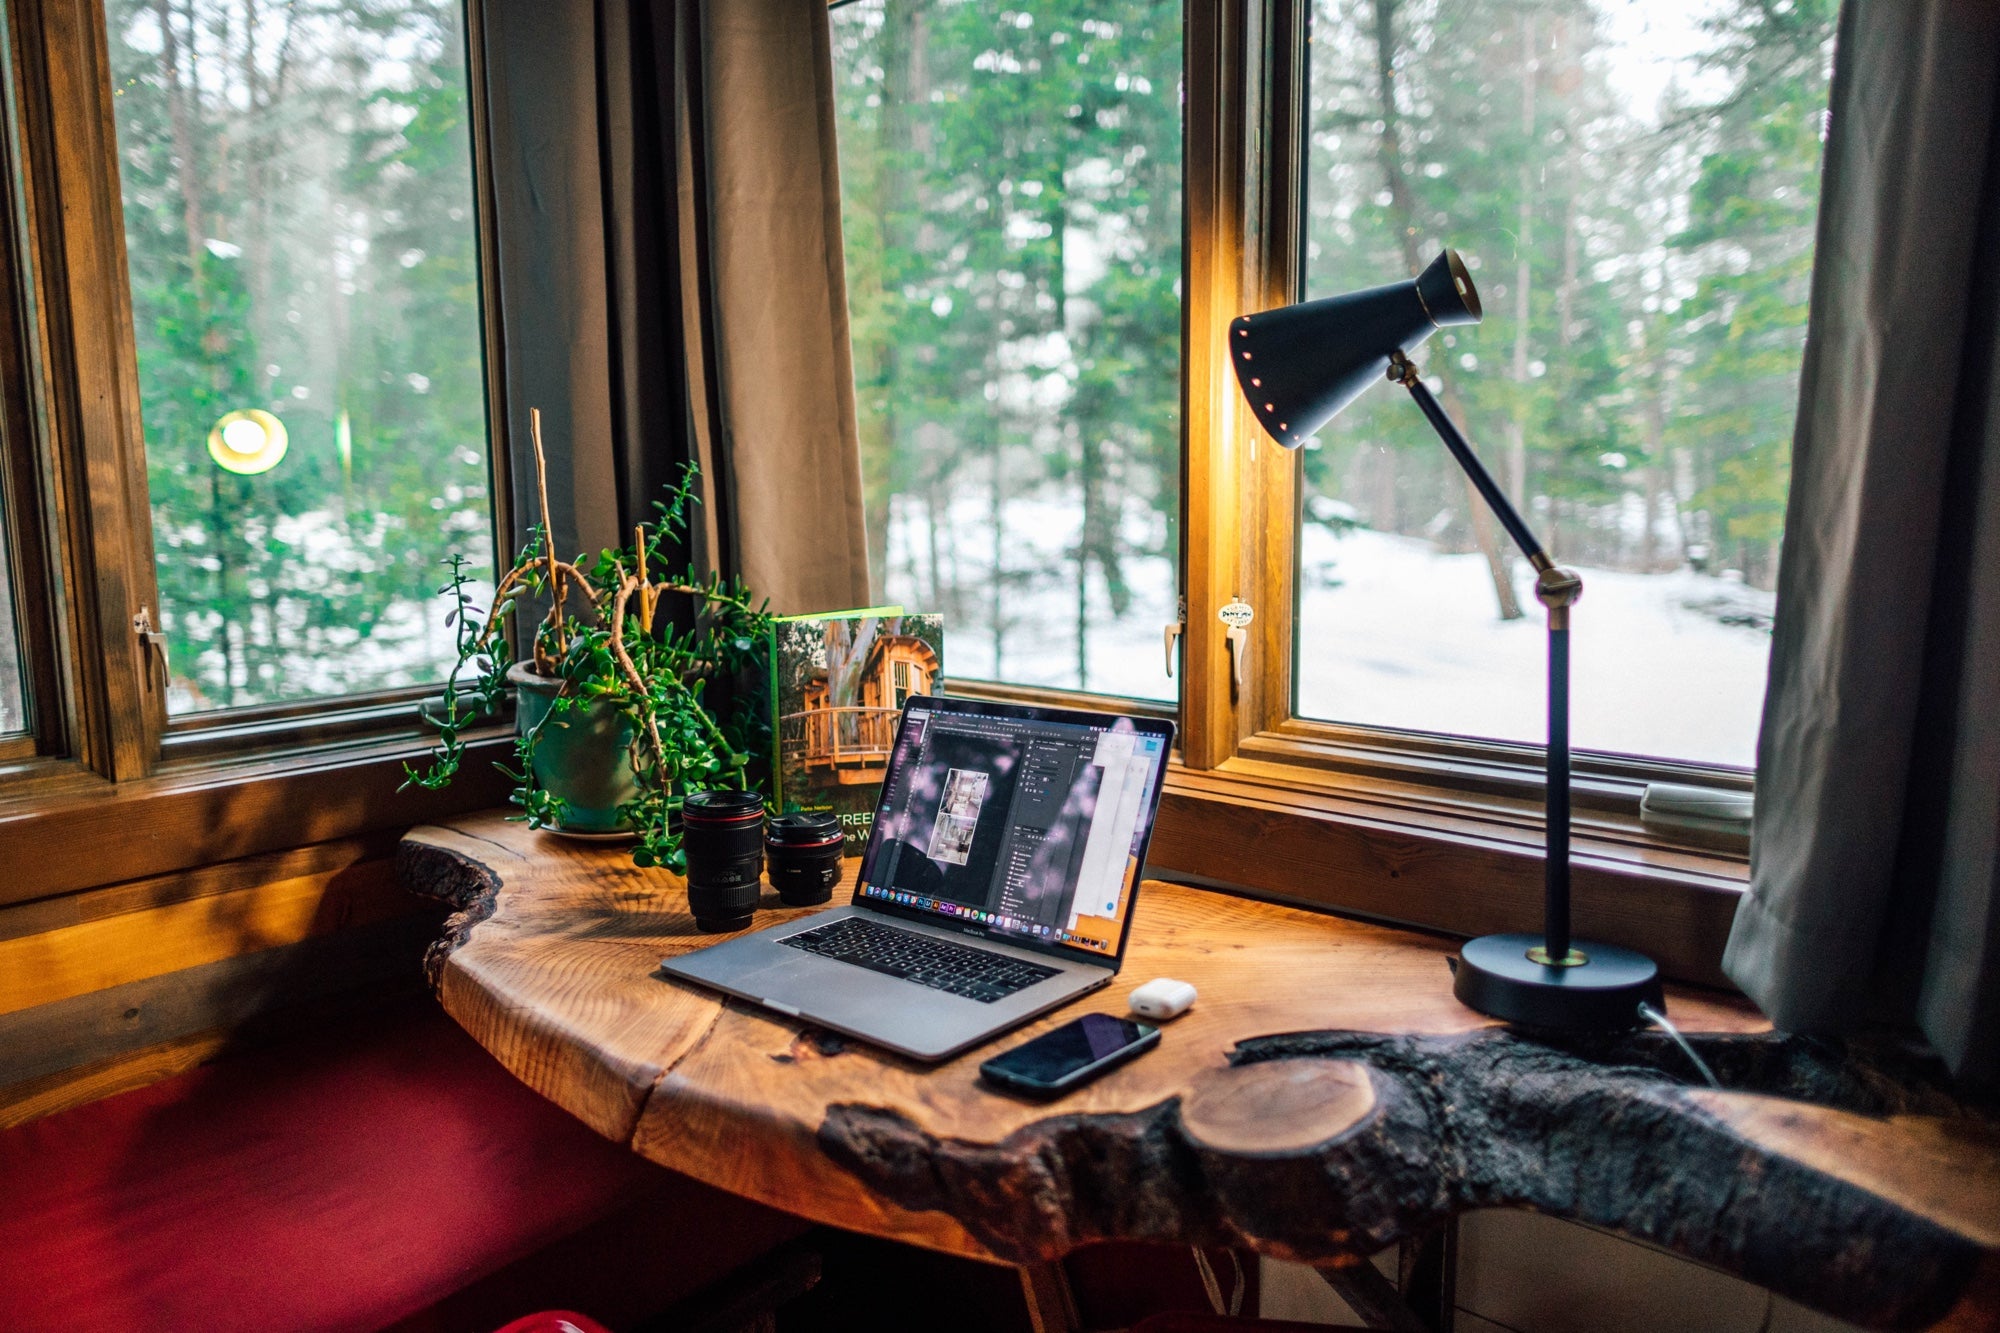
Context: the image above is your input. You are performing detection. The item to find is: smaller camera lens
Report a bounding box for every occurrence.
[681,789,766,932]
[765,812,846,907]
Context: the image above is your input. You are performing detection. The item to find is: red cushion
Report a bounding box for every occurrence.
[0,1003,801,1333]
[489,1313,614,1333]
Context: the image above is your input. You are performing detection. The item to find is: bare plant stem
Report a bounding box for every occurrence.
[608,574,671,782]
[530,408,568,671]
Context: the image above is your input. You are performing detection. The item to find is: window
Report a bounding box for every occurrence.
[106,0,495,715]
[1292,0,1832,768]
[822,0,1808,959]
[0,0,505,800]
[830,0,1183,702]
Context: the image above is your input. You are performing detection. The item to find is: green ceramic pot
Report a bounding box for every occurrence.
[508,662,641,834]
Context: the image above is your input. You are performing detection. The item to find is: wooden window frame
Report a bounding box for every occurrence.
[945,0,1754,982]
[0,0,514,891]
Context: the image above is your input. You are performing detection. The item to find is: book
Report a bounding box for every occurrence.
[770,608,945,855]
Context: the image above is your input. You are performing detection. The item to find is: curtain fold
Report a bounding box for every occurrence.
[479,1,622,561]
[686,0,872,615]
[1725,0,2000,1082]
[480,0,870,615]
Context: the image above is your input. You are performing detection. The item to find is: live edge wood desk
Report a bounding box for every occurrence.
[399,812,2000,1331]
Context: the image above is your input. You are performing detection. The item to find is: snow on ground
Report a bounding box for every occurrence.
[882,491,1181,703]
[885,494,1772,769]
[1297,524,1770,768]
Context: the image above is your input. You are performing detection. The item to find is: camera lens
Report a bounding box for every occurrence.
[681,789,766,932]
[765,812,846,907]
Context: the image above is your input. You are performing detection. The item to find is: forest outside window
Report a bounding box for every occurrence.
[831,0,1183,702]
[1292,0,1832,770]
[107,0,495,717]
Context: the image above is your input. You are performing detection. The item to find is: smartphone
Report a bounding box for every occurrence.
[979,1013,1160,1098]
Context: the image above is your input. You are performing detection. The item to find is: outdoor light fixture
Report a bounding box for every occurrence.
[208,408,289,476]
[1228,250,1664,1031]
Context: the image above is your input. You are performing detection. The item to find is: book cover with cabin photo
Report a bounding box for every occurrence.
[770,610,945,854]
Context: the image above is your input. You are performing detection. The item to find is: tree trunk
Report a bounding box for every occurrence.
[860,1,926,604]
[1641,341,1668,571]
[990,430,1005,681]
[923,466,944,614]
[154,0,206,290]
[1371,0,1523,621]
[1506,9,1534,509]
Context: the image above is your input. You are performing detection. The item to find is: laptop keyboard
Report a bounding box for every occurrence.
[779,917,1060,1003]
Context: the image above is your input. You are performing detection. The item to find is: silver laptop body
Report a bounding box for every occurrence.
[660,695,1174,1062]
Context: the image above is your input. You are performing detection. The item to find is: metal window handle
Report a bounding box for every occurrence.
[1164,622,1182,677]
[133,607,169,690]
[1218,598,1253,692]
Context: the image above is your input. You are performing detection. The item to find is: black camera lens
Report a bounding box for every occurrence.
[681,789,766,932]
[765,812,846,907]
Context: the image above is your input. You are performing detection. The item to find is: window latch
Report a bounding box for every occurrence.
[133,607,169,691]
[1219,598,1253,693]
[1163,623,1182,678]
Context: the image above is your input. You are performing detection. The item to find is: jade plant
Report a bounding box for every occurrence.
[403,409,771,869]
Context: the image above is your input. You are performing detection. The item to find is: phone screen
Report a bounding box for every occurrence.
[983,1013,1155,1088]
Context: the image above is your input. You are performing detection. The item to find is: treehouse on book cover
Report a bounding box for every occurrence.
[773,612,944,849]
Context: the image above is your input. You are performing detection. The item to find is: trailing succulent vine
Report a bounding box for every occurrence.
[403,408,771,870]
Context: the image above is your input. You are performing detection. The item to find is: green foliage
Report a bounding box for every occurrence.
[108,0,493,712]
[1671,0,1836,583]
[832,0,1181,684]
[1299,0,1832,591]
[403,460,771,871]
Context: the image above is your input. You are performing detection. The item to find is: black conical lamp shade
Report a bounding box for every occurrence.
[1228,249,1482,448]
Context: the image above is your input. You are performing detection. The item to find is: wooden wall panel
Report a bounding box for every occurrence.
[0,841,444,1126]
[0,913,439,1090]
[1148,770,1741,988]
[0,835,398,943]
[0,856,415,1016]
[0,1031,235,1131]
[0,738,514,909]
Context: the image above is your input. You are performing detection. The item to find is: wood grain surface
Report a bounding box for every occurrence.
[401,811,2000,1331]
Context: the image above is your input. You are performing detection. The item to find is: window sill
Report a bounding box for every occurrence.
[158,686,457,767]
[1146,751,1747,989]
[0,727,514,909]
[1242,722,1753,858]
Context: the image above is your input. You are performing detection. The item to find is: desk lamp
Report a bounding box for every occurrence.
[1228,250,1664,1030]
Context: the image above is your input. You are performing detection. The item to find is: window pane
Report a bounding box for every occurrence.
[109,0,494,714]
[832,0,1182,701]
[1296,0,1832,767]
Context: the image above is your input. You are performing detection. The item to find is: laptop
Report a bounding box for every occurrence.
[660,694,1175,1061]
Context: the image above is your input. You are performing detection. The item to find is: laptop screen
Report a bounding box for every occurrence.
[853,697,1172,963]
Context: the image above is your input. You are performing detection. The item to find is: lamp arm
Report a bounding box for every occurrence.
[1388,350,1583,966]
[1388,353,1549,567]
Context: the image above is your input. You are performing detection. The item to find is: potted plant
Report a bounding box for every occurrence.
[403,409,770,870]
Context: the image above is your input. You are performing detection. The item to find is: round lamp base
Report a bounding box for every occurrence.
[1451,933,1664,1031]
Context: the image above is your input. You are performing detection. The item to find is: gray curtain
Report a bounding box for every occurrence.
[479,0,871,615]
[1725,0,2000,1083]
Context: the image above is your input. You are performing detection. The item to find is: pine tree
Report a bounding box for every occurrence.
[109,0,493,710]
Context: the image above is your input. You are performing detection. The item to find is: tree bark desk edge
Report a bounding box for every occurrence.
[398,812,2000,1331]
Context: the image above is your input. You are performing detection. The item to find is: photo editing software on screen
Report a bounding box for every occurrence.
[855,705,1166,957]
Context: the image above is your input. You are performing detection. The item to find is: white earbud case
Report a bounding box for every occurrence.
[1127,978,1198,1021]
